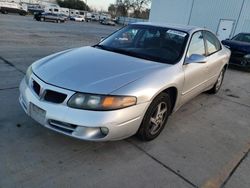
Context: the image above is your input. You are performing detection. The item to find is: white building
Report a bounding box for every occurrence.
[150,0,250,40]
[1,0,56,4]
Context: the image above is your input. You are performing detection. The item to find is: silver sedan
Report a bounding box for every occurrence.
[19,23,230,141]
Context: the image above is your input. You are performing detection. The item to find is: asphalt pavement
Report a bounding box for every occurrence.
[0,14,250,188]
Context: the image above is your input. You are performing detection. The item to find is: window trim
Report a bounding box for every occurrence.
[203,30,222,56]
[184,30,206,64]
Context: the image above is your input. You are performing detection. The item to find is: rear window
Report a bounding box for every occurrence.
[204,31,221,55]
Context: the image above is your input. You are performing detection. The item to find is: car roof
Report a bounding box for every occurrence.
[131,22,207,34]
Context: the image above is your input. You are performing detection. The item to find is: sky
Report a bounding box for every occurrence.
[86,0,115,11]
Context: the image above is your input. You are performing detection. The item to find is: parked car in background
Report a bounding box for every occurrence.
[58,13,68,21]
[91,13,100,21]
[222,33,250,70]
[100,19,116,26]
[19,23,230,141]
[0,2,27,15]
[71,15,85,22]
[27,4,44,14]
[34,12,65,23]
[69,16,75,21]
[86,12,92,22]
[99,13,111,22]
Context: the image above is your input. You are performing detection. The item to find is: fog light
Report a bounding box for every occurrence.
[100,127,109,135]
[244,54,250,59]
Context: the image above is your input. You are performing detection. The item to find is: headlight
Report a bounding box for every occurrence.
[244,54,250,59]
[68,93,137,111]
[25,65,33,84]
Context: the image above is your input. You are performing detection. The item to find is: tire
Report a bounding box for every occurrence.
[207,67,226,94]
[57,19,61,23]
[137,93,172,141]
[40,17,44,22]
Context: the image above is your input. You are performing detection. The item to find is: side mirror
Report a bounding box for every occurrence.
[185,54,207,64]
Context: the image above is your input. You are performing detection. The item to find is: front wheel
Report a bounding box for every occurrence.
[137,93,171,141]
[40,17,44,22]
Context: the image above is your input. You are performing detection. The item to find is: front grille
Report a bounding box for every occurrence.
[44,90,67,104]
[231,50,245,58]
[31,79,67,104]
[230,50,247,64]
[48,120,77,134]
[32,80,40,96]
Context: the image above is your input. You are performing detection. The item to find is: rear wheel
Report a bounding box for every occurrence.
[40,17,44,22]
[57,19,61,23]
[137,93,171,141]
[207,68,225,94]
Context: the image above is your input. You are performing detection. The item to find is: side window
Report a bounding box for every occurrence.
[204,31,221,55]
[187,31,205,58]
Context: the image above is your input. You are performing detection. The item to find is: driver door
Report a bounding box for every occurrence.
[181,31,208,104]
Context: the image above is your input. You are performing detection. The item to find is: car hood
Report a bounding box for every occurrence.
[33,46,166,94]
[222,40,250,53]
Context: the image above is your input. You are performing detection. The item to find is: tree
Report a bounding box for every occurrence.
[140,8,150,19]
[130,0,151,18]
[108,4,116,17]
[108,0,151,18]
[57,0,90,11]
[117,0,131,17]
[108,1,129,17]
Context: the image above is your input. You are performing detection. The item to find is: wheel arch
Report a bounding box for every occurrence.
[161,87,178,114]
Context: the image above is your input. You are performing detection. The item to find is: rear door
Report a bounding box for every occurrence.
[46,13,54,21]
[44,13,52,20]
[203,31,224,87]
[51,13,58,21]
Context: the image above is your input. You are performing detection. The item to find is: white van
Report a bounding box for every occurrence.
[0,2,28,15]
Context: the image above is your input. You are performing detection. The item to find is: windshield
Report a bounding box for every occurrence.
[96,25,189,64]
[232,33,250,43]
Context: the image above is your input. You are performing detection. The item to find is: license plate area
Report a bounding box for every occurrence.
[30,103,46,125]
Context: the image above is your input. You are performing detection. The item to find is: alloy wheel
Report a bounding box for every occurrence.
[148,102,168,135]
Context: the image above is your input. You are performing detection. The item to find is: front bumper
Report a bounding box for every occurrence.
[229,52,250,69]
[19,75,148,141]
